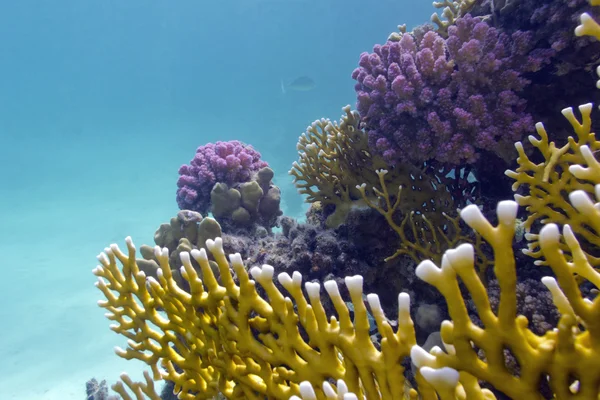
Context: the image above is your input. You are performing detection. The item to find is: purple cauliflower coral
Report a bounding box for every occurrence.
[352,15,540,165]
[176,140,268,214]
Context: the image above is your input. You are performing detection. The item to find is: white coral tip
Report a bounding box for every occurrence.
[497,200,518,226]
[561,106,575,117]
[410,345,437,368]
[277,272,293,286]
[460,204,485,227]
[322,381,336,397]
[344,275,363,295]
[580,103,593,113]
[569,190,595,213]
[292,270,303,285]
[229,253,243,265]
[305,282,321,300]
[420,366,460,388]
[114,346,127,356]
[324,280,341,299]
[367,293,382,314]
[179,251,191,264]
[539,223,560,244]
[249,266,262,280]
[415,260,440,282]
[260,264,275,279]
[446,243,474,267]
[191,248,208,262]
[96,253,108,265]
[337,379,349,394]
[298,381,317,399]
[205,239,216,251]
[398,292,411,316]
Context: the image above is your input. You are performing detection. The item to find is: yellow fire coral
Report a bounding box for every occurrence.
[287,188,600,399]
[413,193,600,399]
[356,169,492,281]
[289,105,457,228]
[94,227,421,400]
[505,103,600,265]
[96,186,600,399]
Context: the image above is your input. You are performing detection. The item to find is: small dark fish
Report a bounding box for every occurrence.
[281,76,316,93]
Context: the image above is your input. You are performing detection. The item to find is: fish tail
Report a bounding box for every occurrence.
[280,79,286,95]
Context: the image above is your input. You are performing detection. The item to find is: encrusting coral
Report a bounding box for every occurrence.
[211,166,282,232]
[136,210,222,285]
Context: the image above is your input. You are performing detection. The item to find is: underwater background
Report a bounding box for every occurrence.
[0,1,432,398]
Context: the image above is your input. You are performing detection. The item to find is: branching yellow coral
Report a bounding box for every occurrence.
[111,371,162,400]
[506,103,600,266]
[295,189,600,399]
[96,184,600,400]
[94,2,600,399]
[289,106,456,228]
[94,230,421,399]
[412,190,600,399]
[576,2,600,41]
[356,169,492,281]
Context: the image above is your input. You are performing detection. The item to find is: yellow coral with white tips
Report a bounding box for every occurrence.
[576,1,600,41]
[289,380,359,400]
[96,185,600,399]
[94,224,422,399]
[410,191,600,399]
[506,103,600,267]
[570,144,600,181]
[576,0,600,89]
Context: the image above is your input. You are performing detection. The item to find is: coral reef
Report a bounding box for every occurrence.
[94,235,421,399]
[486,0,600,76]
[356,169,491,279]
[90,0,600,398]
[176,140,268,215]
[94,189,600,399]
